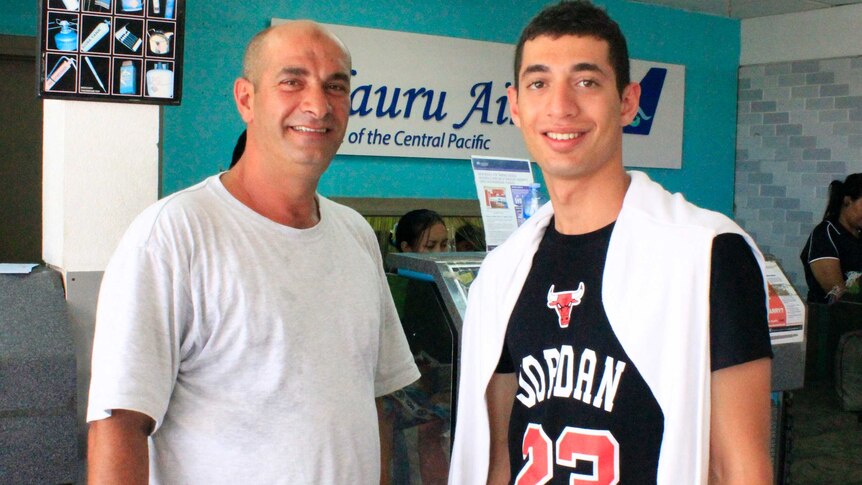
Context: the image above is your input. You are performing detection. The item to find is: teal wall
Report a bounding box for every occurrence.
[0,0,37,36]
[4,1,741,215]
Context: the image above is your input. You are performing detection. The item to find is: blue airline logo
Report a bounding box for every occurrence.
[623,67,667,136]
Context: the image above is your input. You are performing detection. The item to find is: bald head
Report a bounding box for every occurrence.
[241,21,351,87]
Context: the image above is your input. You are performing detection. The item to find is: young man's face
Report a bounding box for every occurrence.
[508,35,639,183]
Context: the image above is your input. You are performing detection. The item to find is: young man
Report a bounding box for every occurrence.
[86,21,419,484]
[449,2,773,484]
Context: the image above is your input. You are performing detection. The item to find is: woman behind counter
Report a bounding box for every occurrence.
[801,173,862,303]
[382,209,451,485]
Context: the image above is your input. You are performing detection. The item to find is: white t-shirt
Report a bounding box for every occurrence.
[87,175,419,484]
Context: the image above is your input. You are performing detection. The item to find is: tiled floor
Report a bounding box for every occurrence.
[787,381,862,484]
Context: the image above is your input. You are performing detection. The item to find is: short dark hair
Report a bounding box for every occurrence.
[393,209,445,251]
[823,173,862,223]
[513,0,630,95]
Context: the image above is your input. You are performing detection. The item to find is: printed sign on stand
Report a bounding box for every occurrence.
[764,260,805,344]
[470,156,534,250]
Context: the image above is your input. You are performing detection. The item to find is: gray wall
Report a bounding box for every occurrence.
[735,56,862,295]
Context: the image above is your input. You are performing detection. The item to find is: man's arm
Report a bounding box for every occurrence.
[377,398,393,485]
[486,372,517,485]
[708,358,773,485]
[88,409,154,485]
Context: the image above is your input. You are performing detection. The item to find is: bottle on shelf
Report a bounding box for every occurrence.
[54,20,78,51]
[522,182,545,220]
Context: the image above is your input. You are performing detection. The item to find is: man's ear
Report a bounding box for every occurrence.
[619,82,641,127]
[234,77,255,124]
[507,85,521,128]
[399,241,411,253]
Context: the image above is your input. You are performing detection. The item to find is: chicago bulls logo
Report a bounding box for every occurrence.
[546,283,586,328]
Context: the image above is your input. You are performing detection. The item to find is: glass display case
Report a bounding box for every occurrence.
[384,251,483,485]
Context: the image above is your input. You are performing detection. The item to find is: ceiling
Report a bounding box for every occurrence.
[629,0,862,18]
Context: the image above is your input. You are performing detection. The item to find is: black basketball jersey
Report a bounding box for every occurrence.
[499,221,662,484]
[496,220,771,484]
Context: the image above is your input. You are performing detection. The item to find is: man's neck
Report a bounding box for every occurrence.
[546,166,630,235]
[221,156,321,229]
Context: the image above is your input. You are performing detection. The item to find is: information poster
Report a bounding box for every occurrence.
[764,260,805,344]
[39,0,184,104]
[471,156,534,250]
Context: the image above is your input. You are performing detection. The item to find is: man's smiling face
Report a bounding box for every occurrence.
[242,23,352,176]
[508,34,639,183]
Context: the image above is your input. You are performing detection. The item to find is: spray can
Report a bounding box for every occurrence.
[522,183,544,220]
[54,21,78,51]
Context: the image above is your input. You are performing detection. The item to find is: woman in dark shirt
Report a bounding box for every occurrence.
[801,173,862,303]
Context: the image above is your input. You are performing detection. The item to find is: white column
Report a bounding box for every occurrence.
[42,100,161,468]
[42,99,160,273]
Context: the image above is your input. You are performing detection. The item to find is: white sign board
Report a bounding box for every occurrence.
[272,19,684,169]
[622,61,685,169]
[764,260,806,345]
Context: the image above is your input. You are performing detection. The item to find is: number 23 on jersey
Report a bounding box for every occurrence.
[515,424,620,485]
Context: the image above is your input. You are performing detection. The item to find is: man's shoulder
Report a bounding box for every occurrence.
[123,176,221,245]
[320,196,366,223]
[319,196,375,235]
[624,171,738,234]
[319,196,378,245]
[476,211,547,282]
